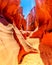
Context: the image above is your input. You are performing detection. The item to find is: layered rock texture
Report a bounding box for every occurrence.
[0,0,52,65]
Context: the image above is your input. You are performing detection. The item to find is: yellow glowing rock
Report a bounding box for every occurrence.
[19,38,44,65]
[19,53,44,65]
[26,38,40,50]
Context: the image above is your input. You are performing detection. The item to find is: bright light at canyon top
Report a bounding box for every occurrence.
[20,0,35,19]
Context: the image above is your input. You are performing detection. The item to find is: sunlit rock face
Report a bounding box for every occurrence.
[26,7,36,31]
[36,0,50,25]
[13,6,26,30]
[30,0,52,38]
[45,0,52,17]
[1,0,20,22]
[0,0,26,30]
[35,0,52,25]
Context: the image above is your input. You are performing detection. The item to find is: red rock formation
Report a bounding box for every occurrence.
[0,0,36,64]
[32,1,52,65]
[13,9,26,30]
[26,7,36,31]
[1,0,26,30]
[2,0,20,24]
[30,0,52,38]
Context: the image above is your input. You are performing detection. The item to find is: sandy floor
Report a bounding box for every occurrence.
[19,53,44,65]
[19,38,44,65]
